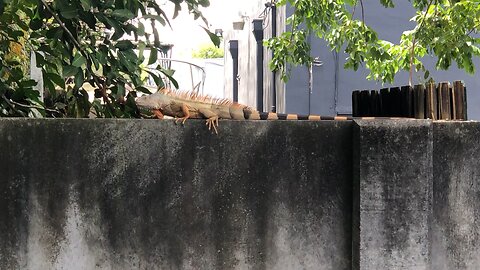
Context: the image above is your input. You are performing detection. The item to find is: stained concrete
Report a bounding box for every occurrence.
[3,119,480,270]
[0,119,353,270]
[353,120,433,270]
[432,122,480,270]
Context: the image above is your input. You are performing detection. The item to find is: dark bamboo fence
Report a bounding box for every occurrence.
[352,81,467,120]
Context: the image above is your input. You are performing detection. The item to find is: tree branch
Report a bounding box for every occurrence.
[40,0,83,51]
[467,23,479,35]
[1,94,22,115]
[409,37,415,86]
[11,100,60,113]
[359,0,365,24]
[409,0,434,85]
[352,0,358,18]
[2,93,60,113]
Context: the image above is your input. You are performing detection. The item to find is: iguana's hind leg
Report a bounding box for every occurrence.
[198,108,219,134]
[174,104,190,125]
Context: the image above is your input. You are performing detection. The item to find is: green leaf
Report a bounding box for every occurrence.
[112,9,135,20]
[112,28,125,40]
[136,86,152,94]
[46,27,63,39]
[115,40,135,51]
[47,73,65,88]
[74,70,84,88]
[19,80,38,88]
[72,54,86,67]
[118,51,136,72]
[201,26,221,47]
[42,72,56,93]
[80,0,91,11]
[143,14,166,26]
[148,47,158,65]
[80,12,96,29]
[29,19,43,30]
[60,5,78,19]
[117,82,125,97]
[96,50,108,65]
[34,52,45,67]
[104,16,124,40]
[173,3,181,19]
[146,70,164,88]
[138,42,146,62]
[152,27,160,47]
[158,68,178,89]
[137,22,145,36]
[63,65,79,77]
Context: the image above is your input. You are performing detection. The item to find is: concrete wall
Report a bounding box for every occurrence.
[1,119,480,270]
[432,122,480,270]
[353,120,433,269]
[0,119,353,270]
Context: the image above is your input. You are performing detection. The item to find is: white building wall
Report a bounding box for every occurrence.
[224,1,286,112]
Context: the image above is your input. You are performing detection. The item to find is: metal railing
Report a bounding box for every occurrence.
[146,58,206,94]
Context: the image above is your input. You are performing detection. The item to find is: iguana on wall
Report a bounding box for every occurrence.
[135,88,353,134]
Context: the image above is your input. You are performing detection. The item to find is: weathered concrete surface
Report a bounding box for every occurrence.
[0,119,353,270]
[353,120,433,270]
[432,122,480,270]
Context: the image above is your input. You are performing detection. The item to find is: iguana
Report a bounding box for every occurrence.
[135,88,353,134]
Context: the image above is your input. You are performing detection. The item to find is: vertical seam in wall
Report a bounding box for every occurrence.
[351,120,361,270]
[427,121,434,270]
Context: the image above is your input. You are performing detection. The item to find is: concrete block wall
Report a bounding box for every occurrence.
[1,119,479,269]
[432,123,480,269]
[353,120,433,270]
[0,119,353,270]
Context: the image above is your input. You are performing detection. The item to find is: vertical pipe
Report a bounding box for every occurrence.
[307,32,312,114]
[30,51,44,101]
[228,40,239,102]
[253,19,264,112]
[334,51,339,115]
[308,63,313,114]
[271,4,277,112]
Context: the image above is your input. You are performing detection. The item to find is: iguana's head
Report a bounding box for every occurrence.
[135,92,171,111]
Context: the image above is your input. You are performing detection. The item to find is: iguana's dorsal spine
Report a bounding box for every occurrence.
[158,88,242,108]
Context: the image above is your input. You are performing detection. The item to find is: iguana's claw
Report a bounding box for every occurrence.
[206,117,219,134]
[175,117,189,125]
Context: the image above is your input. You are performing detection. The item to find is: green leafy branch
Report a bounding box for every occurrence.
[266,0,480,84]
[0,0,219,118]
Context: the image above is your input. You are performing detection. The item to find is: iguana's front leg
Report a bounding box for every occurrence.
[153,109,164,119]
[174,103,190,125]
[198,108,219,134]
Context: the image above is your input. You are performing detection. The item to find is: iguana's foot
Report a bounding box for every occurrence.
[206,117,219,134]
[175,116,189,125]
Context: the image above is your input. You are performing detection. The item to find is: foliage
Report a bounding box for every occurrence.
[0,0,44,117]
[266,0,480,84]
[0,0,220,118]
[192,43,224,58]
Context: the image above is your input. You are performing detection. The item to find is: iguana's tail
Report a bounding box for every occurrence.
[244,109,353,121]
